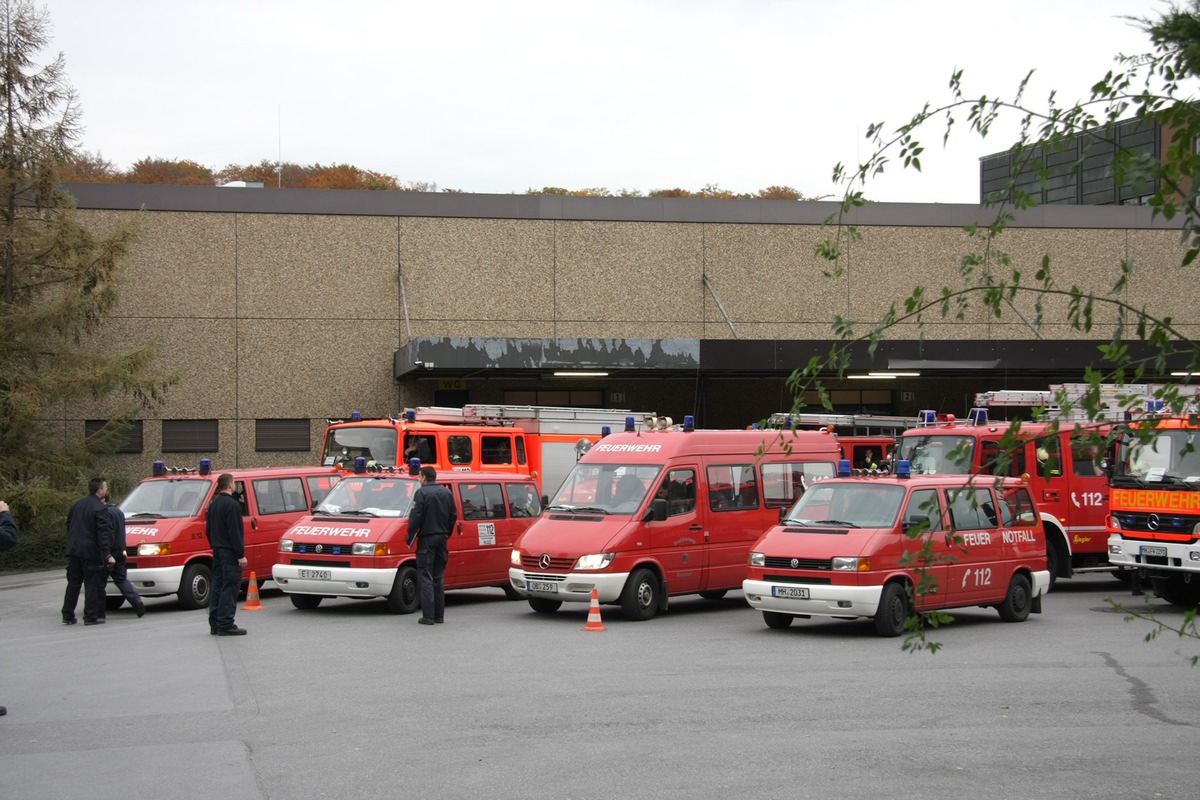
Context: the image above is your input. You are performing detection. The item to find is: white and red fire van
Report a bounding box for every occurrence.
[108,461,342,610]
[508,419,841,620]
[272,467,542,612]
[743,462,1050,636]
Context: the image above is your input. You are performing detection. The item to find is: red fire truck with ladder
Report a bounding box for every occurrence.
[896,384,1138,587]
[320,404,659,498]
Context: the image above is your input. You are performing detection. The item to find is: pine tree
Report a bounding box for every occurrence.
[0,0,177,557]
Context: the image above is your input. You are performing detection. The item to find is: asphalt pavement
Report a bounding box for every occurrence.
[0,569,1196,800]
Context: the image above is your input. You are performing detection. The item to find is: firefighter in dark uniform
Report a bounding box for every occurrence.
[205,473,247,636]
[61,477,115,625]
[406,466,457,625]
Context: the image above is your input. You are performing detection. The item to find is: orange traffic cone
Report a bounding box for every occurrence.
[242,571,264,610]
[582,588,606,631]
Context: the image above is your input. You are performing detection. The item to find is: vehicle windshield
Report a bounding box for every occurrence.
[784,482,907,528]
[1115,429,1200,483]
[121,478,212,519]
[897,434,975,475]
[322,425,399,469]
[551,463,663,514]
[315,475,418,517]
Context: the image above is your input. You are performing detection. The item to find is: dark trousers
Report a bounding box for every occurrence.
[208,548,242,632]
[415,534,449,621]
[110,556,142,607]
[62,556,106,623]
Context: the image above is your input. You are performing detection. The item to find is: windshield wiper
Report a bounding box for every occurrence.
[339,509,377,517]
[546,504,609,515]
[127,512,164,519]
[810,519,860,528]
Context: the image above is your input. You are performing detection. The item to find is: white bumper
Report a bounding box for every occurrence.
[1107,533,1200,574]
[272,564,397,598]
[106,565,183,598]
[508,568,630,604]
[1030,569,1052,597]
[742,579,884,619]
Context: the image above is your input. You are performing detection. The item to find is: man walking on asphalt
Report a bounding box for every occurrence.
[406,466,456,625]
[1,498,18,716]
[104,494,145,617]
[205,473,247,636]
[62,477,115,626]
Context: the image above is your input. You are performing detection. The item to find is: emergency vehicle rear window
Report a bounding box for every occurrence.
[946,487,998,530]
[481,435,513,465]
[761,462,836,508]
[459,482,506,519]
[1001,487,1038,526]
[253,477,309,515]
[707,464,759,511]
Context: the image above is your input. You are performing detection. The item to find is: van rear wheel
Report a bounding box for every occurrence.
[387,565,420,614]
[699,589,728,600]
[1151,574,1200,608]
[997,573,1033,622]
[290,594,322,610]
[762,610,793,629]
[620,568,659,621]
[873,582,909,637]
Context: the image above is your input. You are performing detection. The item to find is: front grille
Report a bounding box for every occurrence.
[765,574,832,585]
[764,556,832,571]
[293,543,359,556]
[521,572,567,583]
[288,558,352,568]
[1112,512,1199,539]
[520,555,575,571]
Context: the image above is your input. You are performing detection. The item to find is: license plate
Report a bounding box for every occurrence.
[299,569,331,580]
[772,586,810,599]
[527,580,558,593]
[1140,545,1168,557]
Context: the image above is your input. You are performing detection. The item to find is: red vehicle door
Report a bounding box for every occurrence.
[647,466,705,595]
[243,474,313,578]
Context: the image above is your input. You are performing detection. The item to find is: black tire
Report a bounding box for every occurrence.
[762,610,793,629]
[699,589,728,600]
[1151,575,1200,608]
[290,594,322,610]
[528,596,562,613]
[1112,568,1133,585]
[386,564,420,614]
[873,581,909,637]
[1045,537,1062,591]
[997,572,1033,622]
[620,567,660,621]
[500,583,522,600]
[178,563,211,610]
[105,596,126,611]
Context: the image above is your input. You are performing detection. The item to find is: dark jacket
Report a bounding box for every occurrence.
[407,482,457,547]
[205,492,245,558]
[65,494,114,563]
[106,504,127,558]
[0,509,17,552]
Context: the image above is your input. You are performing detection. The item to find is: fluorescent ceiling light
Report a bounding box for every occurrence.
[553,371,609,377]
[848,374,895,379]
[869,371,920,377]
[1170,372,1200,377]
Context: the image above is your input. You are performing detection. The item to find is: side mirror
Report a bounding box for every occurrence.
[650,498,668,522]
[902,514,930,534]
[779,507,789,523]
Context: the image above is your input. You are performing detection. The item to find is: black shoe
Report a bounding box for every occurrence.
[0,705,6,716]
[83,618,105,626]
[62,617,77,625]
[434,618,444,624]
[134,602,146,618]
[216,626,247,636]
[417,618,435,625]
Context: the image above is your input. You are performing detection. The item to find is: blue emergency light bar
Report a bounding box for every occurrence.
[967,408,988,426]
[199,459,211,476]
[683,415,695,432]
[895,459,912,478]
[152,461,166,477]
[354,457,367,474]
[625,416,635,432]
[918,410,937,424]
[351,411,362,422]
[406,410,416,422]
[1148,400,1165,413]
[838,459,852,477]
[601,426,611,437]
[408,458,420,475]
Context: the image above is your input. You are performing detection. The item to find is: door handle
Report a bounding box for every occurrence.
[690,524,703,531]
[251,518,257,530]
[1043,490,1059,502]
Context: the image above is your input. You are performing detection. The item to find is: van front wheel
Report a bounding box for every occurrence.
[620,568,659,621]
[997,573,1033,622]
[528,596,561,613]
[873,582,909,637]
[178,563,211,610]
[387,565,420,614]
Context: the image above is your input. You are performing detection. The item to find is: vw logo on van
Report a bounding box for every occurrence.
[315,544,324,553]
[539,554,551,570]
[1147,514,1161,531]
[790,558,799,568]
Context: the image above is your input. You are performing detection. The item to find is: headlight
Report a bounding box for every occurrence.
[749,552,765,567]
[137,542,170,556]
[351,542,385,556]
[1108,543,1123,555]
[510,548,522,566]
[574,552,614,570]
[832,557,870,571]
[279,539,294,552]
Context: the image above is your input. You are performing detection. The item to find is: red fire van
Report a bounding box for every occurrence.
[508,420,841,620]
[272,468,542,612]
[108,462,341,610]
[743,463,1050,636]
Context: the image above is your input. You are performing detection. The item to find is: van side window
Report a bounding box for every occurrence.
[481,435,513,466]
[707,464,759,511]
[404,435,436,464]
[447,435,473,465]
[253,477,307,515]
[459,482,505,519]
[946,487,992,530]
[654,469,696,516]
[232,481,249,515]
[1001,487,1038,526]
[1036,436,1062,478]
[507,483,541,517]
[904,488,944,532]
[515,435,527,466]
[1071,440,1102,476]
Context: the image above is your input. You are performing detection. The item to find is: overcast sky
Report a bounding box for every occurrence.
[42,0,1173,202]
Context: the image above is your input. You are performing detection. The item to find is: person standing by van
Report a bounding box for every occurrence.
[62,477,115,626]
[406,466,456,625]
[1,499,18,716]
[205,474,247,636]
[103,495,145,618]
